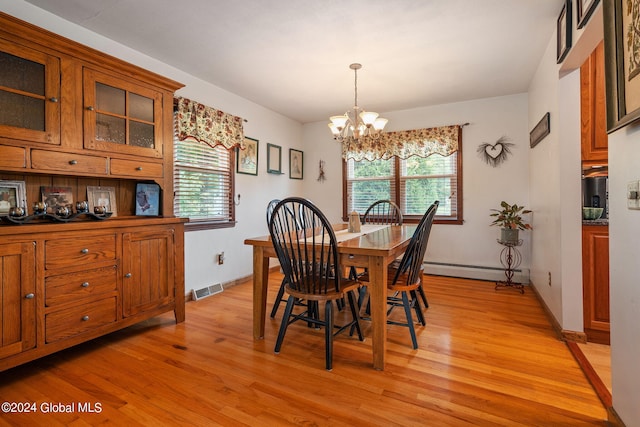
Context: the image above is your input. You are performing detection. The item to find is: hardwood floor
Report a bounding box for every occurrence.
[0,274,608,426]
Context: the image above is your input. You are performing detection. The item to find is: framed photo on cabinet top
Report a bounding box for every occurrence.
[604,0,640,132]
[289,149,303,179]
[135,183,160,216]
[237,137,258,176]
[0,180,26,215]
[41,186,73,214]
[267,143,282,174]
[87,186,117,216]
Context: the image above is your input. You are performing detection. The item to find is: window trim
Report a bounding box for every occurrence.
[342,150,463,225]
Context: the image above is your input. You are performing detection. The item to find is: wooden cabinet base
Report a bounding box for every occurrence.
[0,217,185,372]
[582,225,610,345]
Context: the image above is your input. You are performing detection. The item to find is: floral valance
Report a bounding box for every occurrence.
[175,96,244,150]
[342,124,461,161]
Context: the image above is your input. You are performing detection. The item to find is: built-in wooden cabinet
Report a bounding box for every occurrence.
[0,37,60,146]
[0,11,186,371]
[0,241,36,360]
[83,67,164,160]
[582,225,610,345]
[580,40,608,164]
[580,40,610,345]
[122,228,175,317]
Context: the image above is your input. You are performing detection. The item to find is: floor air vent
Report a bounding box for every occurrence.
[192,283,223,301]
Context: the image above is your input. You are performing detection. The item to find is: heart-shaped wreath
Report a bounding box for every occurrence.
[477,136,514,167]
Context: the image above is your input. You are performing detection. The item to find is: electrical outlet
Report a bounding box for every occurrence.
[217,252,225,265]
[628,181,640,209]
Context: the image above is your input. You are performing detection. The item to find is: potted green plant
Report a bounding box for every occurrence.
[490,201,532,243]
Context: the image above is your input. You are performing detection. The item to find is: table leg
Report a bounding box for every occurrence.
[252,247,269,339]
[368,255,387,370]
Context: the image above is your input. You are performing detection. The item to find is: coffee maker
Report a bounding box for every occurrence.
[582,176,608,218]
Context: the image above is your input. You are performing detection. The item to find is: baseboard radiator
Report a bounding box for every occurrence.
[423,261,530,284]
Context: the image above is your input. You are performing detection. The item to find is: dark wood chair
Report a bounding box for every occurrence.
[351,200,403,305]
[266,199,288,318]
[268,197,364,370]
[363,199,403,226]
[359,201,438,349]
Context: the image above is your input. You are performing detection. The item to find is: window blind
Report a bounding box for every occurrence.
[173,134,233,223]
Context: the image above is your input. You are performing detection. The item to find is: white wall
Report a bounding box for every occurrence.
[303,94,532,273]
[609,126,640,426]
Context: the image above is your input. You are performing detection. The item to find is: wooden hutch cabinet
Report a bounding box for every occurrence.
[0,11,186,371]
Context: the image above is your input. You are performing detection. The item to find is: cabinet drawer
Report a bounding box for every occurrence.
[110,158,163,178]
[45,297,117,343]
[31,149,108,174]
[45,266,117,307]
[45,235,116,270]
[0,145,26,169]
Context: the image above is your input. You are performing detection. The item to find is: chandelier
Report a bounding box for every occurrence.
[328,63,388,142]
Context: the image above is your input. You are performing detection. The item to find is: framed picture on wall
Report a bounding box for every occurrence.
[289,149,303,179]
[557,0,572,63]
[577,0,599,28]
[267,143,282,174]
[236,137,258,176]
[604,0,640,132]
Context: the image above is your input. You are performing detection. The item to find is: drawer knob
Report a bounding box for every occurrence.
[125,273,132,278]
[69,159,78,165]
[81,248,89,254]
[82,315,90,321]
[136,166,143,171]
[81,282,90,288]
[87,106,95,111]
[25,293,35,299]
[49,97,59,103]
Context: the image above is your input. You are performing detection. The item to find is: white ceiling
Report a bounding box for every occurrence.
[24,0,564,124]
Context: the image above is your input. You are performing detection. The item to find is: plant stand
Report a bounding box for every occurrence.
[495,239,524,294]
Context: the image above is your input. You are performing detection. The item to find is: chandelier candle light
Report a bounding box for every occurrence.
[328,63,388,142]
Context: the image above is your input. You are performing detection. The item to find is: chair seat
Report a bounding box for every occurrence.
[285,277,361,301]
[359,267,420,292]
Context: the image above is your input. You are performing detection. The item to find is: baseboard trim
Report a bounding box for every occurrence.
[527,281,587,342]
[566,341,612,408]
[424,261,530,283]
[607,406,627,427]
[528,281,564,340]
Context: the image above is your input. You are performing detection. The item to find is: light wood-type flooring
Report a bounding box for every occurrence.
[0,274,608,426]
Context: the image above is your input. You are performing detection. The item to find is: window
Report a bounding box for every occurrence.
[173,131,235,230]
[344,152,462,224]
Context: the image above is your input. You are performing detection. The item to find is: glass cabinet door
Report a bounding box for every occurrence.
[0,39,60,145]
[83,68,162,158]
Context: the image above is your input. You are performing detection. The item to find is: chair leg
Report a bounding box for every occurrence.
[401,291,418,350]
[411,290,426,326]
[274,296,296,354]
[417,284,429,309]
[346,290,364,341]
[270,278,287,318]
[325,300,333,371]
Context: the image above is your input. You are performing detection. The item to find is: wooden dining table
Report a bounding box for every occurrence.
[244,223,417,370]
